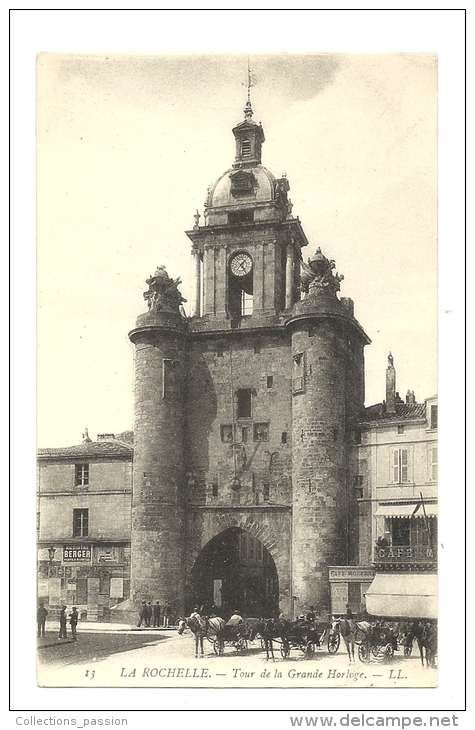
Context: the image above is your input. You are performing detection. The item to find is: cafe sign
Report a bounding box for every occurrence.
[63,545,92,563]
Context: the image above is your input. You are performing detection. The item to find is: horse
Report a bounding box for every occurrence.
[256,617,291,661]
[409,621,437,668]
[177,615,226,657]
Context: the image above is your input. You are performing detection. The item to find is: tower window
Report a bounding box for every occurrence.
[241,290,253,315]
[281,431,287,444]
[253,423,269,442]
[75,464,89,486]
[237,389,252,419]
[263,483,270,502]
[73,508,89,538]
[220,424,233,443]
[267,376,273,388]
[216,342,224,357]
[241,138,251,157]
[211,482,218,497]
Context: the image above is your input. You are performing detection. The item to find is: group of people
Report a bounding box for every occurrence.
[137,599,171,628]
[37,602,79,641]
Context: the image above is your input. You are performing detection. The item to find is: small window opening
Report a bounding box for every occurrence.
[220,424,233,443]
[212,483,218,497]
[267,376,273,388]
[281,431,287,444]
[398,424,405,434]
[254,340,261,354]
[430,405,438,429]
[216,342,224,357]
[241,138,251,157]
[263,484,270,502]
[237,389,252,419]
[253,423,269,442]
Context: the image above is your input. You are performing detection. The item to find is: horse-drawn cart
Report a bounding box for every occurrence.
[354,620,399,663]
[213,620,255,655]
[279,620,332,658]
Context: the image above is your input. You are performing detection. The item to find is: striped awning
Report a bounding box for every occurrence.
[415,503,438,518]
[374,504,418,518]
[366,573,437,619]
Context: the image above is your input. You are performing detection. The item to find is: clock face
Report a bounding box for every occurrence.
[230,252,252,277]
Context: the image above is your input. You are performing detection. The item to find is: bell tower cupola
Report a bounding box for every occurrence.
[232,99,265,167]
[186,85,308,328]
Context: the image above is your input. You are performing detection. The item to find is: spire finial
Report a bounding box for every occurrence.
[242,57,258,121]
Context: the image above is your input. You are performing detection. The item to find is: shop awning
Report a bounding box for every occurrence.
[374,504,419,518]
[415,503,438,518]
[365,573,437,619]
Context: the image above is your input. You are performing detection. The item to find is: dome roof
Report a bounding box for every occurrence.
[207,164,277,209]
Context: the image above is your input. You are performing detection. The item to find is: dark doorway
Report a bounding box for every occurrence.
[189,527,279,619]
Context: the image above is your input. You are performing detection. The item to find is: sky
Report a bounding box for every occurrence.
[37,51,438,447]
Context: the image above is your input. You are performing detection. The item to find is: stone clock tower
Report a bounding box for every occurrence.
[129,97,370,620]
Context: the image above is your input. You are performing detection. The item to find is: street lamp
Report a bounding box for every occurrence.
[48,546,56,577]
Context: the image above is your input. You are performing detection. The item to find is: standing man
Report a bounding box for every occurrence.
[163,600,171,627]
[58,605,67,640]
[153,600,161,628]
[137,600,147,627]
[69,606,79,642]
[145,601,152,627]
[37,601,48,637]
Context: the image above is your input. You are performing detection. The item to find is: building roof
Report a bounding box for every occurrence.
[360,401,426,424]
[38,440,133,460]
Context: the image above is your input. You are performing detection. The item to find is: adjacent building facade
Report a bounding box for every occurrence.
[37,432,133,620]
[355,357,437,619]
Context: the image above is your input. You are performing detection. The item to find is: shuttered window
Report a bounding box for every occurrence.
[391,448,409,484]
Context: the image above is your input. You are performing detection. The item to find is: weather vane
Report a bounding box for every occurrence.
[242,57,259,117]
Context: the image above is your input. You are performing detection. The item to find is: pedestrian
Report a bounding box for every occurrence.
[306,605,316,623]
[153,600,161,628]
[37,601,48,637]
[137,600,147,627]
[163,600,171,627]
[145,601,152,627]
[69,606,79,642]
[340,605,356,663]
[58,605,68,639]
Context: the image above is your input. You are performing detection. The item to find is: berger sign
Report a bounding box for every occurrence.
[63,545,92,563]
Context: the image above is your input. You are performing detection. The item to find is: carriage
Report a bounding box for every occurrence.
[212,619,256,655]
[354,620,399,663]
[279,619,335,658]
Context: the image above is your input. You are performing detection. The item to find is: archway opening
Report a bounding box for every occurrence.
[189,527,279,619]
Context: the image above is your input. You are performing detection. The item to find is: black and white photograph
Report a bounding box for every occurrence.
[10,6,466,721]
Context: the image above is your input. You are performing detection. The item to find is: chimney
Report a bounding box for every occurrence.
[82,427,92,443]
[386,353,396,414]
[405,390,416,404]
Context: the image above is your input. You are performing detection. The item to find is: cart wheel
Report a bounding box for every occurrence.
[327,632,340,654]
[385,643,395,661]
[280,641,290,658]
[358,641,370,663]
[236,638,248,652]
[305,641,315,658]
[404,644,412,658]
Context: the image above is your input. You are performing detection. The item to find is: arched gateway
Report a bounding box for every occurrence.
[189,527,279,619]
